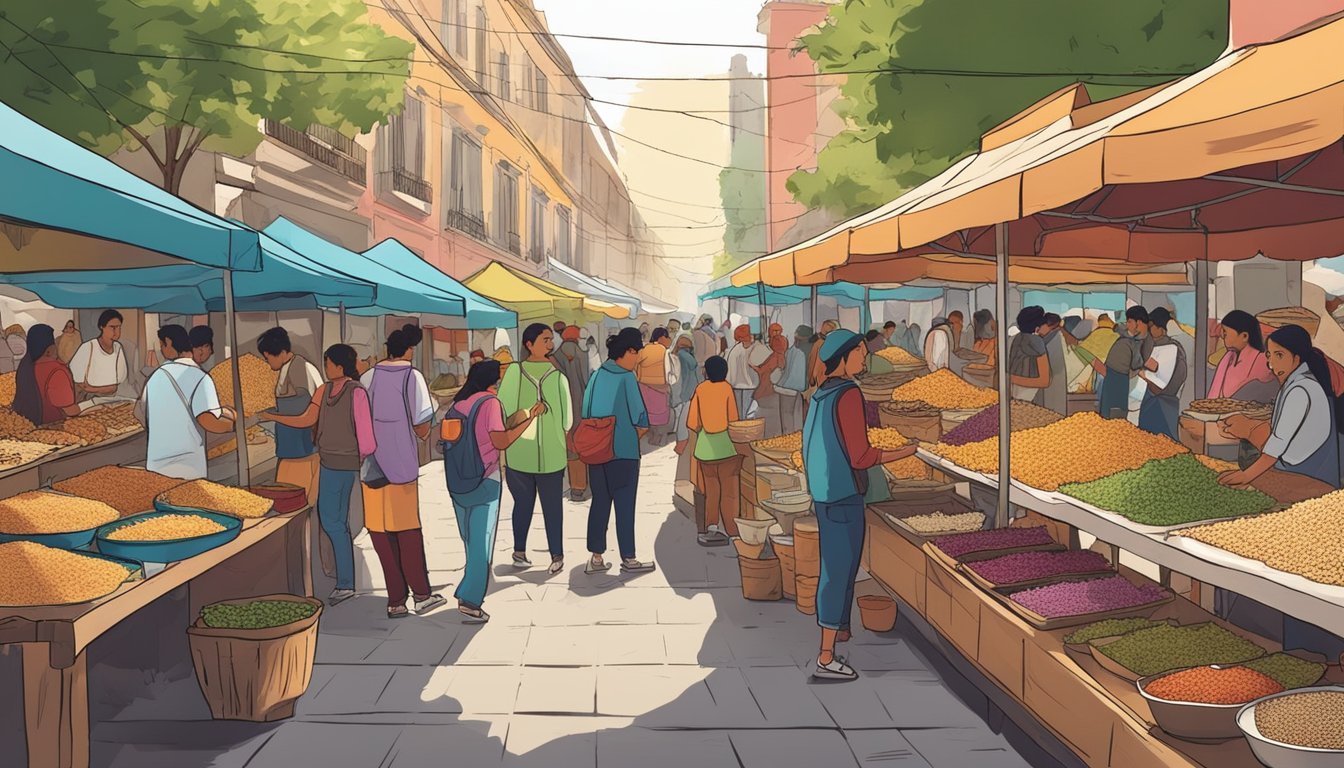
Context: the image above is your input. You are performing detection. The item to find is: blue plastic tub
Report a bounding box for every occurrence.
[95,511,241,563]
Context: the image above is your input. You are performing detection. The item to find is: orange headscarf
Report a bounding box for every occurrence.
[768,323,782,339]
[561,326,581,342]
[733,324,752,344]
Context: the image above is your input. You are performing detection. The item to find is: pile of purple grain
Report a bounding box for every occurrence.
[939,400,1063,446]
[966,550,1111,586]
[932,526,1055,559]
[1009,575,1168,618]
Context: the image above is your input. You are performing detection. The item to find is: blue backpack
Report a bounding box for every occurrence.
[441,395,491,495]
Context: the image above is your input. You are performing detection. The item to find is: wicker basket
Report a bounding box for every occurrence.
[1257,306,1320,337]
[728,419,766,443]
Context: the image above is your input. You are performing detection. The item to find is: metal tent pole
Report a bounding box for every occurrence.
[758,283,767,338]
[222,270,250,487]
[863,286,872,332]
[995,223,1010,528]
[810,286,819,330]
[339,302,348,344]
[1194,259,1210,399]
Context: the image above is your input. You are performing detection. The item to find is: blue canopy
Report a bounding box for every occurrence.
[0,227,376,313]
[818,283,944,304]
[0,102,260,272]
[699,283,811,305]
[701,282,942,306]
[349,237,516,328]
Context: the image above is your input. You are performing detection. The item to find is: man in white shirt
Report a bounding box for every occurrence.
[725,324,761,418]
[70,309,130,400]
[138,325,235,480]
[923,311,964,373]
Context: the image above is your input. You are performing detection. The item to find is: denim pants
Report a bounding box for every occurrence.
[815,494,866,631]
[587,459,639,559]
[317,465,358,591]
[452,475,502,609]
[506,468,565,557]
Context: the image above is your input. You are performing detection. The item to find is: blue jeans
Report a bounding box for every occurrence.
[587,459,639,559]
[506,468,565,557]
[815,494,866,631]
[452,475,502,609]
[317,465,358,591]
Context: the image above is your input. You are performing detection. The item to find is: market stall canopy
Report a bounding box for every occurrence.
[0,102,261,272]
[738,16,1344,285]
[699,283,811,305]
[464,262,612,323]
[357,239,516,328]
[262,219,512,327]
[545,258,639,318]
[817,283,944,304]
[0,226,376,313]
[603,277,680,316]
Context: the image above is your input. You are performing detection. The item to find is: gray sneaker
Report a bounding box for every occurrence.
[813,657,858,681]
[328,588,356,606]
[413,593,447,615]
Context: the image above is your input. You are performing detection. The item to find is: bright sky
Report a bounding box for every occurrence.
[530,0,767,129]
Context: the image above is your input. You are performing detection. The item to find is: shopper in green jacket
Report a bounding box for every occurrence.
[498,323,573,574]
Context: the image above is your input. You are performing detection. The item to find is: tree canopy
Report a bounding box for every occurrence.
[789,0,1228,218]
[0,0,414,193]
[716,137,768,278]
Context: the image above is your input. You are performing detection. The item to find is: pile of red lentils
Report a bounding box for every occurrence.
[1145,665,1283,705]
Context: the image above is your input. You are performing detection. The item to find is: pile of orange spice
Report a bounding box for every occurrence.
[1145,665,1283,705]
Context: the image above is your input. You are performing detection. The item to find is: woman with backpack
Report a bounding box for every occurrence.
[260,344,374,606]
[360,325,445,619]
[497,323,572,574]
[444,360,544,623]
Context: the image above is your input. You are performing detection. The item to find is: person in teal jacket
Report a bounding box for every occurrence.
[498,323,573,575]
[583,327,655,575]
[803,329,917,682]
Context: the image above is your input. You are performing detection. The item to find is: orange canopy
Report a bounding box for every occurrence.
[736,16,1344,287]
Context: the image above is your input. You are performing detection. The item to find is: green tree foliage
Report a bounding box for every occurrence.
[789,0,1228,217]
[715,136,767,278]
[0,0,413,193]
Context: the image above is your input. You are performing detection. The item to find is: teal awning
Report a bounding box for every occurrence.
[546,258,639,318]
[0,226,376,313]
[0,102,260,272]
[699,283,811,305]
[700,282,942,306]
[349,237,516,328]
[818,283,944,305]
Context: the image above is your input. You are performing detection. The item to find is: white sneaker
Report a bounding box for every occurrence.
[328,588,356,606]
[813,657,858,681]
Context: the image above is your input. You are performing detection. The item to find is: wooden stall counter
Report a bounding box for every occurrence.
[0,507,313,768]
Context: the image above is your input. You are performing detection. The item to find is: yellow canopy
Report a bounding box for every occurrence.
[463,262,625,323]
[738,16,1344,286]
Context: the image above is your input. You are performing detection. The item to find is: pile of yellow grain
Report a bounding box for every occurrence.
[83,402,140,433]
[0,372,15,408]
[1180,490,1344,586]
[27,429,85,447]
[936,411,1187,490]
[157,480,272,519]
[886,455,931,480]
[0,541,131,605]
[105,514,226,541]
[867,427,912,451]
[754,431,802,454]
[0,491,119,534]
[210,355,277,416]
[0,439,59,468]
[890,369,997,410]
[875,346,923,366]
[53,466,186,517]
[0,407,34,440]
[58,416,108,445]
[791,450,804,472]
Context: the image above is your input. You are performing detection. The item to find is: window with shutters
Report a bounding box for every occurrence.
[496,53,511,102]
[446,130,485,240]
[521,58,533,109]
[494,161,520,255]
[453,0,468,56]
[534,71,549,114]
[528,187,547,263]
[555,205,571,265]
[385,94,431,203]
[475,6,487,83]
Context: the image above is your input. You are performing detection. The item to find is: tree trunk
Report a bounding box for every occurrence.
[161,125,183,195]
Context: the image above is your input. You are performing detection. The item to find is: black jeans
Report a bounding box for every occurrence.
[506,468,565,557]
[587,458,639,559]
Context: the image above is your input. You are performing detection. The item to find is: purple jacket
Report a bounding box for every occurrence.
[366,364,422,485]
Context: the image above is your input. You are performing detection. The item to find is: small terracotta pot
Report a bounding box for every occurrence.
[857,595,898,632]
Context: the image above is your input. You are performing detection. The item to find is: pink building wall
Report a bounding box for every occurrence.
[1228,0,1344,48]
[759,1,831,252]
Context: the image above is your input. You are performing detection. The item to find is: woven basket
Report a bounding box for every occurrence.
[728,419,765,443]
[1257,306,1320,337]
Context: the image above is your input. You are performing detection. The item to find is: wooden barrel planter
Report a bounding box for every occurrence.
[792,517,820,579]
[187,594,323,722]
[795,575,818,615]
[773,536,797,600]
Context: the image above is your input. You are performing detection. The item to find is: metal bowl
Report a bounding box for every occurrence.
[1137,667,1251,742]
[1237,686,1344,768]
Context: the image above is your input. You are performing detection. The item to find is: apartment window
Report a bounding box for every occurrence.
[534,71,549,114]
[386,94,431,203]
[555,205,571,265]
[446,130,485,240]
[494,161,520,256]
[263,120,367,185]
[453,0,468,55]
[528,187,547,263]
[475,6,488,83]
[496,53,511,102]
[520,58,533,109]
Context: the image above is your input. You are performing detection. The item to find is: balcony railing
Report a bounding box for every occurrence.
[391,167,433,203]
[446,207,487,241]
[263,120,366,185]
[506,231,521,256]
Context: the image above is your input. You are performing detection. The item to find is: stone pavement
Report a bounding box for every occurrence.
[88,444,1059,768]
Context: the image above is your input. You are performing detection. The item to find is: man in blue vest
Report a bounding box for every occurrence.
[803,329,917,681]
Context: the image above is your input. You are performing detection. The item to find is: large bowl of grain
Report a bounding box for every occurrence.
[95,510,241,563]
[1237,686,1344,768]
[0,491,119,549]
